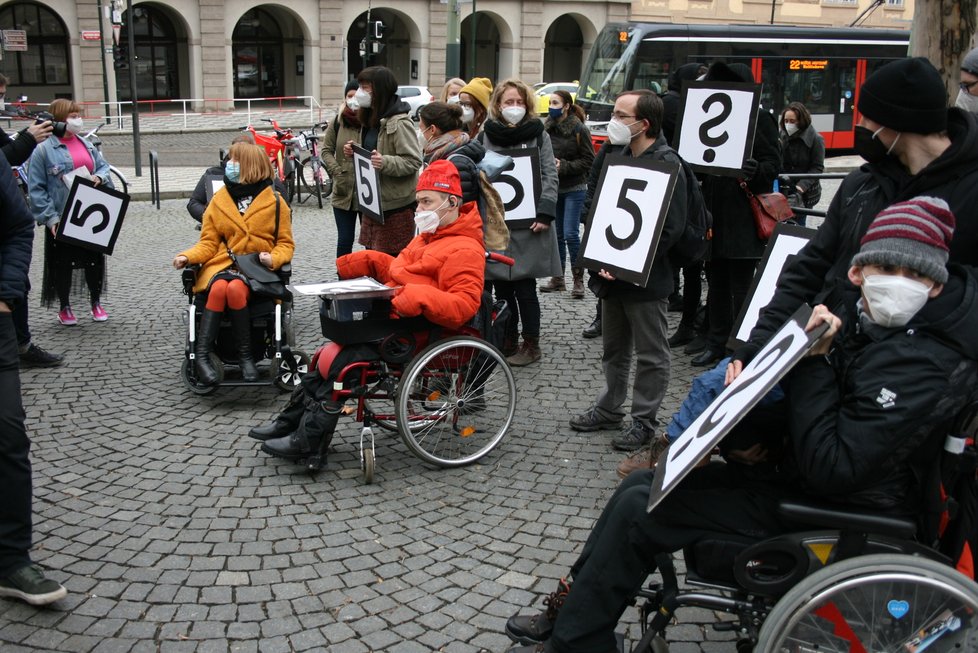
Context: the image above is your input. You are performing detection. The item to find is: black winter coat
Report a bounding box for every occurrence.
[0,127,38,167]
[585,138,687,301]
[0,151,34,308]
[545,115,594,191]
[444,138,485,205]
[737,108,978,363]
[782,266,978,511]
[780,123,825,208]
[701,109,782,259]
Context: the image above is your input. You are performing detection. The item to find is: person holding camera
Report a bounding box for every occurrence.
[0,74,63,368]
[27,99,113,326]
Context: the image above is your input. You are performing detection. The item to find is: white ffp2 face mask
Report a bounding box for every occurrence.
[501,106,526,125]
[956,88,978,114]
[354,88,372,109]
[861,273,933,328]
[606,118,639,146]
[461,106,475,124]
[783,122,799,136]
[346,97,360,111]
[414,197,450,234]
[66,118,84,135]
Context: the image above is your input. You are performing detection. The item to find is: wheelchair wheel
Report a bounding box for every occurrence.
[180,355,223,395]
[362,446,375,484]
[755,553,978,653]
[274,350,310,392]
[395,336,515,467]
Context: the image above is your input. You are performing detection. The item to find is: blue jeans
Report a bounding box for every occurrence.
[555,190,585,270]
[333,206,358,259]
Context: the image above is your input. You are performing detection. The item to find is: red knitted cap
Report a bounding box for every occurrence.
[416,160,462,197]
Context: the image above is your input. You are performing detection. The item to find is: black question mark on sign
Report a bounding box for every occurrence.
[699,92,733,164]
[68,198,110,233]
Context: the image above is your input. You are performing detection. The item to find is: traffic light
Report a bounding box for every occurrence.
[372,21,384,40]
[113,44,128,70]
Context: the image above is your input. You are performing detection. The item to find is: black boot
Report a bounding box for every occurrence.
[230,307,259,382]
[505,578,571,645]
[261,400,342,460]
[194,309,222,386]
[249,384,307,441]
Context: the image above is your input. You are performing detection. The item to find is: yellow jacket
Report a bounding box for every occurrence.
[180,185,294,293]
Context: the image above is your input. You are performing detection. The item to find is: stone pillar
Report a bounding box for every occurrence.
[199,0,230,110]
[320,0,346,109]
[76,2,106,107]
[521,0,543,83]
[430,0,448,90]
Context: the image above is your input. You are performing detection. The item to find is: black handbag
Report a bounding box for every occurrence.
[229,192,288,299]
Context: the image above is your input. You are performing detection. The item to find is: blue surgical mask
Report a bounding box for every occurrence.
[548,107,564,121]
[225,161,240,183]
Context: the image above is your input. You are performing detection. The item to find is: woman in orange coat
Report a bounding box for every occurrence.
[250,160,485,462]
[173,143,294,384]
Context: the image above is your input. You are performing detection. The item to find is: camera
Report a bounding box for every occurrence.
[34,111,67,138]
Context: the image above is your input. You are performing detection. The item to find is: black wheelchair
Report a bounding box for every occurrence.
[180,264,310,395]
[630,405,978,652]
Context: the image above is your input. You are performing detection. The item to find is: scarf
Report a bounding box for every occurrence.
[341,107,361,130]
[224,177,272,213]
[424,130,470,162]
[483,118,544,148]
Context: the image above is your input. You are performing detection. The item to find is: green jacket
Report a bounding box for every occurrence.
[322,109,363,211]
[374,109,422,212]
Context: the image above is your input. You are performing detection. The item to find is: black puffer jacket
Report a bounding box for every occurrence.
[0,127,38,167]
[780,123,825,208]
[444,138,485,205]
[782,266,978,511]
[736,108,978,364]
[545,115,594,191]
[0,151,34,308]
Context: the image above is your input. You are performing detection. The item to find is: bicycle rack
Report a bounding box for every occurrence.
[148,150,161,210]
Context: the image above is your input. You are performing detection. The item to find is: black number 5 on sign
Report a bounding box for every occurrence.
[55,176,130,255]
[578,155,679,288]
[352,144,384,224]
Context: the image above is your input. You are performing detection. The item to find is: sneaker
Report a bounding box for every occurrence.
[616,434,671,478]
[18,343,65,368]
[569,407,622,432]
[0,564,67,605]
[91,303,108,322]
[57,307,77,326]
[611,421,654,452]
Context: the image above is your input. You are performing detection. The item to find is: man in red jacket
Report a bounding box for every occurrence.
[250,160,486,462]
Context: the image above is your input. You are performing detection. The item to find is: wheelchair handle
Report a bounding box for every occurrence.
[486,252,515,267]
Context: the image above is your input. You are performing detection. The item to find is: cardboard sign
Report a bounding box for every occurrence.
[729,223,817,349]
[578,155,680,288]
[204,174,224,203]
[647,304,828,513]
[490,149,541,229]
[675,81,762,177]
[352,144,383,224]
[56,176,130,255]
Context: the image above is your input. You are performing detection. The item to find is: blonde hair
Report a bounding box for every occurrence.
[229,143,273,184]
[440,77,466,102]
[49,98,83,121]
[488,79,535,121]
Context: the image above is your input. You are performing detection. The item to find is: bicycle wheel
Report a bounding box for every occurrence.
[108,166,128,195]
[396,336,515,467]
[755,553,978,652]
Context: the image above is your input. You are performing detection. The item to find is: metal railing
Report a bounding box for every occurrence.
[778,172,849,220]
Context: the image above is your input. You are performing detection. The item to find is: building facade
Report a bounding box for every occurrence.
[0,0,909,114]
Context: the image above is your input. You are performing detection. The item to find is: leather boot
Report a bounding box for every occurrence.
[571,267,585,299]
[249,386,306,440]
[230,307,259,382]
[502,333,520,357]
[261,400,342,460]
[194,309,222,386]
[505,578,571,645]
[539,275,565,293]
[506,336,541,367]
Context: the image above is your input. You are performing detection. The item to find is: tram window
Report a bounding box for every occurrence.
[632,61,669,94]
[783,62,835,115]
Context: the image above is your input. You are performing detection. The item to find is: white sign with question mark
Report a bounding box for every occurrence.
[675,81,762,177]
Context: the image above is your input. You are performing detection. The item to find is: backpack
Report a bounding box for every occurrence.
[668,156,712,268]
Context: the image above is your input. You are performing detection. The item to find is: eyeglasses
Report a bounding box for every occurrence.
[612,113,638,121]
[459,102,473,109]
[960,80,978,92]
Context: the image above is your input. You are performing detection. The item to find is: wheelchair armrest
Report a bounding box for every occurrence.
[277,262,292,284]
[778,500,917,540]
[181,264,200,297]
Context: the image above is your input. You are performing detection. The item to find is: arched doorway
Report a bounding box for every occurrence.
[0,1,71,100]
[116,4,184,101]
[233,7,304,99]
[460,13,500,81]
[543,15,584,82]
[346,11,414,85]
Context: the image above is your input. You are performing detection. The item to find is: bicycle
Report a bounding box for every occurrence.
[241,118,296,203]
[288,124,332,209]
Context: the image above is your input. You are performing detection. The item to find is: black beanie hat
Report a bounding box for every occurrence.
[344,79,358,95]
[705,62,754,84]
[669,62,706,91]
[857,57,947,134]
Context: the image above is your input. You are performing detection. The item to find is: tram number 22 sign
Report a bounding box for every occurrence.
[56,176,131,255]
[578,155,679,288]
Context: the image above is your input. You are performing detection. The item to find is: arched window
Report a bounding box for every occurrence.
[232,8,284,98]
[117,5,180,101]
[0,2,69,86]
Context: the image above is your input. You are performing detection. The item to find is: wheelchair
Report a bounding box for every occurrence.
[180,264,310,395]
[304,282,517,483]
[629,406,978,653]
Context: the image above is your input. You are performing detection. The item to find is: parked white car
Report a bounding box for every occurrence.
[397,85,435,120]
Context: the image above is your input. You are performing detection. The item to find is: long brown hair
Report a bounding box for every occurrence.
[357,66,400,130]
[781,102,812,132]
[553,90,585,122]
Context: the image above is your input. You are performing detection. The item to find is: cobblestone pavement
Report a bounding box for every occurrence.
[0,180,839,652]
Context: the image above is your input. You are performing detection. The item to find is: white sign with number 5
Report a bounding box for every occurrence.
[56,176,130,255]
[490,149,540,229]
[352,144,383,224]
[578,155,679,288]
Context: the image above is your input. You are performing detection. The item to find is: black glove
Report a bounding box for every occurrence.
[742,158,759,179]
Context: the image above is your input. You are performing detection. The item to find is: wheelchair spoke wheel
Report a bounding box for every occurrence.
[181,355,222,395]
[396,336,515,467]
[755,553,978,653]
[275,350,310,392]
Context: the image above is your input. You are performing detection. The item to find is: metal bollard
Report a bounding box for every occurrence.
[148,150,161,210]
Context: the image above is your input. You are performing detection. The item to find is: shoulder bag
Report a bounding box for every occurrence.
[229,192,288,299]
[739,179,794,241]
